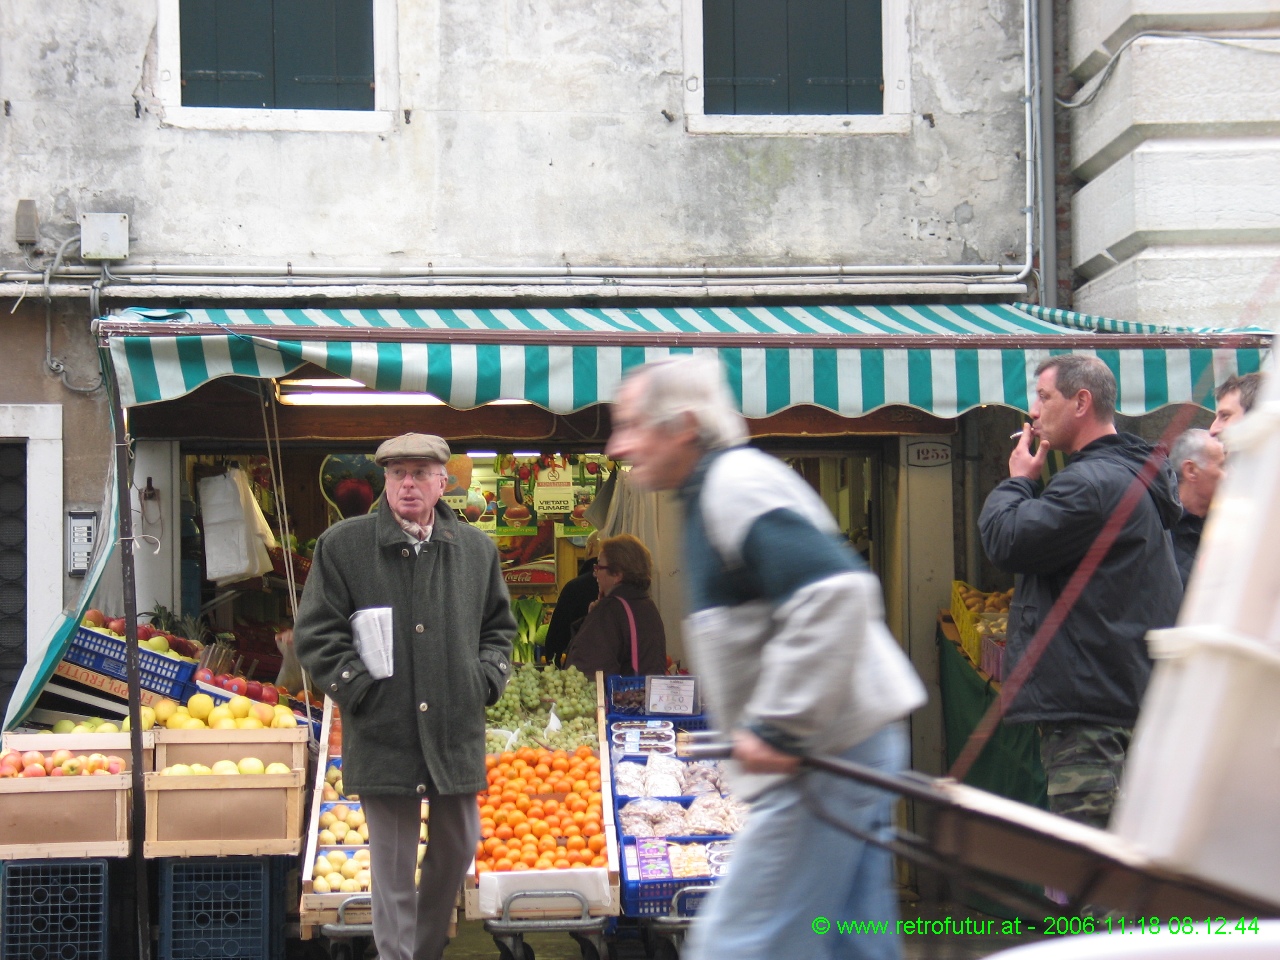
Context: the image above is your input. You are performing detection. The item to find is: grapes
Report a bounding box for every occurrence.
[484,664,598,750]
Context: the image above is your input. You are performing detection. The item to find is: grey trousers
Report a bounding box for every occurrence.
[363,792,479,960]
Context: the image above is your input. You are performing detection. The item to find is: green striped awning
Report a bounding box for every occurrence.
[97,303,1271,418]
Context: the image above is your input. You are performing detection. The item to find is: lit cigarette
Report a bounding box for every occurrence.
[1009,429,1027,439]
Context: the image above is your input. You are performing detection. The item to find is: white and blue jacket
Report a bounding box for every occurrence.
[679,446,926,799]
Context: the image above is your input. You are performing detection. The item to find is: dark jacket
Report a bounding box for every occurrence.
[1171,508,1203,588]
[293,497,514,797]
[979,433,1183,727]
[543,559,598,665]
[564,581,667,677]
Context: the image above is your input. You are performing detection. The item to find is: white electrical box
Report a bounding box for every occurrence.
[67,511,97,577]
[79,213,129,260]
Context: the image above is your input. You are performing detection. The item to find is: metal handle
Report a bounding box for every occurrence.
[500,889,591,922]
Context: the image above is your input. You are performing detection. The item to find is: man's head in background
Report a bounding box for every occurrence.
[1210,372,1264,440]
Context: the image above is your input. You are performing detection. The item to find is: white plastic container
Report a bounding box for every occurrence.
[1110,627,1280,904]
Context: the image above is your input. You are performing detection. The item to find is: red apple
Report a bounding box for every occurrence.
[194,667,214,685]
[245,680,263,701]
[214,674,232,689]
[136,623,155,641]
[21,750,44,769]
[226,676,248,696]
[586,461,599,475]
[50,749,73,767]
[22,762,47,778]
[259,685,280,706]
[105,757,125,775]
[49,766,65,777]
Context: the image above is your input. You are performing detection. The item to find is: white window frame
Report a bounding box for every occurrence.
[682,0,911,135]
[154,0,399,133]
[0,405,63,654]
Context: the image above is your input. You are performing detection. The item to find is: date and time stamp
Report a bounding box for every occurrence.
[809,915,1266,938]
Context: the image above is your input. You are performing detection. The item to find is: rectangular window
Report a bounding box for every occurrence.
[703,0,884,115]
[179,0,375,111]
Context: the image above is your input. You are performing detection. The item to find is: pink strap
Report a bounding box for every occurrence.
[615,596,640,674]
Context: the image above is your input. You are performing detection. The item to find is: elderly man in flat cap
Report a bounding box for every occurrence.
[295,433,515,960]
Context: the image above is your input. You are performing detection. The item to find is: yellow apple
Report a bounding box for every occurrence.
[186,693,215,721]
[237,757,266,775]
[212,717,238,730]
[271,711,299,728]
[249,701,275,727]
[161,763,192,776]
[189,764,212,775]
[234,717,264,729]
[182,717,206,730]
[207,705,234,726]
[152,699,178,725]
[95,722,120,734]
[210,760,240,775]
[226,695,252,720]
[265,762,291,775]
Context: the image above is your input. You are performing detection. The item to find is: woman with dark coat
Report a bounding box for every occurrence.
[565,534,668,677]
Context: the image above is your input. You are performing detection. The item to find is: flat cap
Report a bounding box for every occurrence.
[374,433,451,465]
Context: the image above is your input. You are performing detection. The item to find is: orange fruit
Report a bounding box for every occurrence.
[571,862,589,869]
[491,843,510,861]
[494,858,514,872]
[582,820,601,837]
[587,834,606,853]
[520,850,539,867]
[534,763,551,778]
[565,835,587,851]
[553,858,571,870]
[475,841,486,858]
[535,858,554,871]
[485,755,499,769]
[538,835,558,852]
[512,861,531,871]
[476,861,492,873]
[551,757,570,773]
[562,824,581,838]
[544,814,561,830]
[530,821,549,838]
[499,752,516,765]
[591,855,607,867]
[483,837,503,856]
[575,745,594,759]
[494,825,513,842]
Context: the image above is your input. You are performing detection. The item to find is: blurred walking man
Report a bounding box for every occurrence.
[1168,429,1226,588]
[1209,371,1264,440]
[607,356,925,960]
[980,356,1182,831]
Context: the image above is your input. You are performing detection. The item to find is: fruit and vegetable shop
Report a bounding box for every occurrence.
[0,302,1264,959]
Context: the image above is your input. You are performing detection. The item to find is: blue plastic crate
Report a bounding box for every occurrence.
[618,838,717,918]
[1,858,109,960]
[65,627,197,699]
[605,675,708,726]
[159,857,271,960]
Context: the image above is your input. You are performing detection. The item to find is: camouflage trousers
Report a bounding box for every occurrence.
[1038,722,1132,831]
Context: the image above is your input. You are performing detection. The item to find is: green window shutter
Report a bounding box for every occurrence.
[179,0,274,107]
[703,0,737,114]
[788,0,848,115]
[733,0,789,114]
[334,0,376,110]
[845,0,883,114]
[274,0,374,110]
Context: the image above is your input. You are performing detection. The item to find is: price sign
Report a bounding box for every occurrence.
[533,465,574,514]
[645,676,699,716]
[906,441,952,468]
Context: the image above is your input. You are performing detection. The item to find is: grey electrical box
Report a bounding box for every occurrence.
[67,510,97,577]
[15,200,39,244]
[79,213,129,260]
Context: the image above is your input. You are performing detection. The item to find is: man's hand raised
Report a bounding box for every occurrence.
[1009,423,1049,481]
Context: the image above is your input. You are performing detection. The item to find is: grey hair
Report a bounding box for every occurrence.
[622,355,749,451]
[1169,428,1220,477]
[1036,354,1117,422]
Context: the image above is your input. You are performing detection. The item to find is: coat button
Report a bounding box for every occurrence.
[419,702,429,712]
[329,683,338,693]
[341,670,351,680]
[415,624,424,634]
[416,783,427,795]
[402,548,410,557]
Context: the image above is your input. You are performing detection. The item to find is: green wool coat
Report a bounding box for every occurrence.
[294,497,514,797]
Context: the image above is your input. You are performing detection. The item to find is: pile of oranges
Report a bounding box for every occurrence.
[475,745,608,873]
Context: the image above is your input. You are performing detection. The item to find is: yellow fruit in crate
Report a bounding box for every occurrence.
[207,706,233,726]
[325,849,348,867]
[165,712,189,730]
[212,718,238,730]
[211,760,240,775]
[227,695,252,720]
[340,859,361,880]
[234,717,264,729]
[237,757,266,775]
[358,823,369,842]
[356,870,370,890]
[322,784,340,802]
[152,699,178,724]
[265,762,291,775]
[95,722,120,734]
[346,809,366,830]
[353,848,371,864]
[186,694,215,721]
[311,875,331,894]
[313,857,331,878]
[328,873,346,891]
[189,763,212,775]
[319,812,338,830]
[331,804,350,822]
[342,831,364,846]
[249,701,275,727]
[271,712,299,728]
[339,878,361,893]
[181,717,206,730]
[318,829,338,846]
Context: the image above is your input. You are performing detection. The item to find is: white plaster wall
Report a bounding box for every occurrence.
[1070,36,1280,181]
[1071,139,1280,280]
[1074,245,1280,329]
[1069,0,1280,80]
[0,0,1027,271]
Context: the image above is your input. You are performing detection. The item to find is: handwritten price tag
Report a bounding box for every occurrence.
[645,676,698,715]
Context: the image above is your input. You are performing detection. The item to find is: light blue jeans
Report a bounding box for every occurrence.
[683,723,907,960]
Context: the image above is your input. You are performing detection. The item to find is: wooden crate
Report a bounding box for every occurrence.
[3,731,155,772]
[153,726,309,771]
[144,769,305,857]
[0,774,130,859]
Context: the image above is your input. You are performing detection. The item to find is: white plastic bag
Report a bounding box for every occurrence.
[199,468,277,585]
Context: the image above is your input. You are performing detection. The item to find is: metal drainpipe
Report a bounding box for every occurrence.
[1038,0,1058,308]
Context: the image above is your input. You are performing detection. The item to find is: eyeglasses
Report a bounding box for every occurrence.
[594,563,613,573]
[386,466,447,484]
